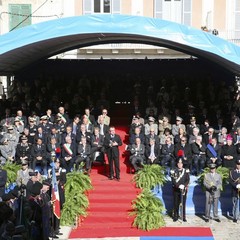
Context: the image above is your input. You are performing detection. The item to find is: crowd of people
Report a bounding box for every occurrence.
[128,112,240,174]
[0,158,65,239]
[0,73,239,237]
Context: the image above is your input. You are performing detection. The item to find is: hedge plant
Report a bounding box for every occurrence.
[133,164,166,190]
[2,161,21,188]
[130,164,166,231]
[61,169,93,226]
[129,189,165,231]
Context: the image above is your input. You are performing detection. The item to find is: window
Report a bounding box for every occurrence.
[235,0,240,38]
[83,0,120,14]
[9,4,31,31]
[154,0,192,26]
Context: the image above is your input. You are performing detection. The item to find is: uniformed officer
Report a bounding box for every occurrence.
[48,158,66,236]
[203,163,222,222]
[229,159,240,223]
[0,165,7,198]
[0,137,15,165]
[170,157,190,222]
[27,181,44,240]
[16,135,32,165]
[40,179,52,239]
[16,160,33,188]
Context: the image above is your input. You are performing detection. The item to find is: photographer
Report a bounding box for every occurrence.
[203,163,222,222]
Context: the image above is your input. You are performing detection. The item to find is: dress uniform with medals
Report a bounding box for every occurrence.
[229,159,240,223]
[170,157,190,222]
[0,166,7,198]
[48,158,66,235]
[16,135,32,165]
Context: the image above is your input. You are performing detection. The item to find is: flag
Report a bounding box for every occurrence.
[50,162,61,219]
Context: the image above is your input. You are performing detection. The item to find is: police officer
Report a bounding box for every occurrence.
[40,179,52,239]
[170,157,190,222]
[0,166,7,198]
[229,159,240,223]
[48,158,66,236]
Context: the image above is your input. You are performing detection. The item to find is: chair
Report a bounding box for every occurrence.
[90,151,107,174]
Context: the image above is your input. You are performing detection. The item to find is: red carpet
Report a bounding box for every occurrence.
[69,126,213,239]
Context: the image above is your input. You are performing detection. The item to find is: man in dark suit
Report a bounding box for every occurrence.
[82,114,94,134]
[145,128,160,146]
[76,136,91,173]
[47,126,62,145]
[61,136,76,173]
[34,126,48,145]
[90,127,105,163]
[30,138,48,176]
[61,125,76,145]
[145,138,160,165]
[206,137,222,167]
[129,137,145,173]
[69,115,81,136]
[191,135,207,175]
[174,136,192,169]
[129,126,145,145]
[160,136,175,169]
[104,126,122,181]
[202,127,218,145]
[76,124,92,144]
[83,107,96,126]
[46,137,61,162]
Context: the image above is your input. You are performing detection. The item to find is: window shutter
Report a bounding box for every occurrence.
[112,0,121,14]
[83,0,93,15]
[154,0,163,19]
[20,5,31,28]
[183,0,192,26]
[9,4,31,31]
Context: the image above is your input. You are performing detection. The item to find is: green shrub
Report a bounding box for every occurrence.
[61,170,92,226]
[129,189,165,231]
[2,161,21,187]
[133,164,166,190]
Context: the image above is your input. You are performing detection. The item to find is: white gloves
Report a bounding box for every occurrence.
[179,184,185,190]
[236,184,240,189]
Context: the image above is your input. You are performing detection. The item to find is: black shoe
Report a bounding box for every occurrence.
[183,218,187,222]
[55,232,63,236]
[215,218,221,223]
[49,233,59,238]
[233,219,237,223]
[173,217,178,222]
[205,219,209,222]
[108,176,113,180]
[116,177,120,181]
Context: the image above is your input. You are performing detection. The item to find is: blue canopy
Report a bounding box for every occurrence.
[0,14,240,75]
